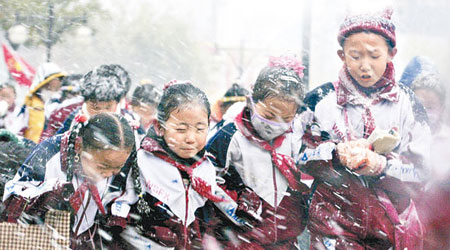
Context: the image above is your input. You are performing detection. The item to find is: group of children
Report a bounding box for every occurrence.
[0,9,447,250]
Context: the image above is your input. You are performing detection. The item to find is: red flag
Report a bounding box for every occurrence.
[2,43,35,86]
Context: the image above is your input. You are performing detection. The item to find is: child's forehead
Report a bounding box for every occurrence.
[174,101,206,110]
[170,103,209,118]
[259,96,297,111]
[0,86,14,93]
[89,100,117,106]
[343,32,389,50]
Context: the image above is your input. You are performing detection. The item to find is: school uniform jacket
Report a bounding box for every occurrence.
[135,136,218,249]
[2,133,137,236]
[40,96,84,142]
[137,149,217,228]
[206,108,308,247]
[300,80,431,249]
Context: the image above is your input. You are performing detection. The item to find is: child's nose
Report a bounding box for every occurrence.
[184,132,196,144]
[360,59,370,72]
[102,172,112,178]
[103,169,119,178]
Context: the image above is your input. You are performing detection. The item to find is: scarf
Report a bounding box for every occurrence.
[69,180,106,215]
[334,62,399,139]
[234,108,301,191]
[140,133,224,202]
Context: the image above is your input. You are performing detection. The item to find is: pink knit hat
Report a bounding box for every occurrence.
[338,9,396,48]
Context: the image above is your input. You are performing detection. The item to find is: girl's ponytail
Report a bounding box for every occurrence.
[65,114,88,181]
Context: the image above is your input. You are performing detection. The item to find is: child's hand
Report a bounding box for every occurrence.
[352,149,386,176]
[337,139,370,167]
[345,138,371,149]
[337,140,386,176]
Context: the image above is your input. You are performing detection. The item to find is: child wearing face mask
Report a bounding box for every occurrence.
[1,113,137,249]
[128,81,224,250]
[300,10,431,249]
[206,56,309,249]
[21,62,66,143]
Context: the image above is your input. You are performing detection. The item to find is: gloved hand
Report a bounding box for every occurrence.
[236,187,262,223]
[337,140,386,176]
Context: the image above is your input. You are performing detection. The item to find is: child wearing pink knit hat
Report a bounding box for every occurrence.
[300,9,430,249]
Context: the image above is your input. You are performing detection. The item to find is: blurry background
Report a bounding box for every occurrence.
[0,0,449,102]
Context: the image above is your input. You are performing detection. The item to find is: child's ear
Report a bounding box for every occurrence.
[387,47,397,62]
[337,50,345,62]
[153,120,164,136]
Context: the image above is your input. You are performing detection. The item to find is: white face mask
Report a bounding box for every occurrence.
[250,99,291,141]
[40,89,60,104]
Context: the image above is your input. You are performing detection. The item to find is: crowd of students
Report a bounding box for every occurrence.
[0,9,448,250]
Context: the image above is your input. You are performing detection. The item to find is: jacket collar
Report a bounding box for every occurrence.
[334,62,399,107]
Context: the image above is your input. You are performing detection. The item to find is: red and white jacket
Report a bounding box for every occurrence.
[1,132,137,247]
[300,63,431,249]
[134,135,220,249]
[206,107,309,249]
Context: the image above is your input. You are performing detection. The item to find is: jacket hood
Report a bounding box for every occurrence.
[399,56,438,87]
[28,62,66,95]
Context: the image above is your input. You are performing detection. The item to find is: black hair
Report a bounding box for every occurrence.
[110,64,132,95]
[131,84,161,107]
[65,113,135,180]
[157,82,210,124]
[222,83,249,108]
[61,74,83,88]
[252,66,305,105]
[81,64,131,102]
[60,74,83,100]
[81,113,135,151]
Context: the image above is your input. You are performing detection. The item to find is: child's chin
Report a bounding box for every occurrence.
[87,174,105,183]
[177,151,197,159]
[357,80,377,88]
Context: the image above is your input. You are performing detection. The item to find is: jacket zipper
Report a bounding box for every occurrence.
[272,165,278,242]
[74,192,92,236]
[184,182,190,249]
